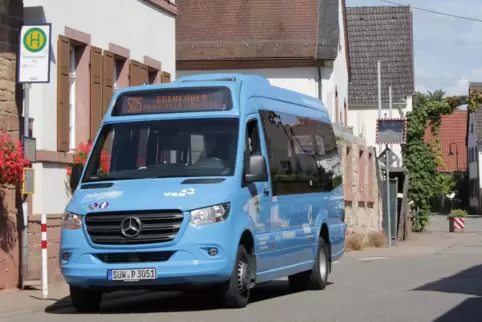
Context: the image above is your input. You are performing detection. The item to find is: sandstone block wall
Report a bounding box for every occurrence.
[0,0,23,290]
[335,125,383,236]
[0,185,21,289]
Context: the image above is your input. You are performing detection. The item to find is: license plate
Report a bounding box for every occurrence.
[107,268,156,281]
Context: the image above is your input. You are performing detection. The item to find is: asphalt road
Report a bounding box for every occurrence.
[6,215,482,322]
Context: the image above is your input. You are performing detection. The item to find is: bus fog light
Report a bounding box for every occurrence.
[208,248,218,256]
[62,251,72,261]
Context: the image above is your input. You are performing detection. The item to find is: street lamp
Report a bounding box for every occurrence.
[448,142,459,172]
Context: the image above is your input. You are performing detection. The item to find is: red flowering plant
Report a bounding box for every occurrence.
[0,130,31,185]
[66,142,110,193]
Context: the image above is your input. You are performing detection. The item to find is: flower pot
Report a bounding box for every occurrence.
[449,217,465,233]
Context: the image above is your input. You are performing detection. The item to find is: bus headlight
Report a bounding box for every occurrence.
[190,203,231,226]
[62,212,82,230]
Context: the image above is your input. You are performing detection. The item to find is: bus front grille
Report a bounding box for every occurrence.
[84,210,184,245]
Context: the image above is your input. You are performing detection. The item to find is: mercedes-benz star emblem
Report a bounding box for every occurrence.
[120,216,142,238]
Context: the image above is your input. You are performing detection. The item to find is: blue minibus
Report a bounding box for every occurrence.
[62,73,346,312]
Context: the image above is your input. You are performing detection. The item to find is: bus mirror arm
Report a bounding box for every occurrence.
[245,155,268,183]
[70,163,84,192]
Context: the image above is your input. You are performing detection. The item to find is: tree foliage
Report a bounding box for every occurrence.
[403,90,457,232]
[468,90,482,112]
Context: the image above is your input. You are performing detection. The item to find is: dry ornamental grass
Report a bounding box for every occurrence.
[367,231,387,248]
[345,233,364,252]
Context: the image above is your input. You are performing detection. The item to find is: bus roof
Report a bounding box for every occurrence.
[102,73,329,123]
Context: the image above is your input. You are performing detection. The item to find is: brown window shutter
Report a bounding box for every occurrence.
[161,71,171,83]
[57,35,70,152]
[140,64,148,85]
[129,60,142,86]
[102,51,115,155]
[343,100,348,126]
[90,46,103,141]
[102,50,114,116]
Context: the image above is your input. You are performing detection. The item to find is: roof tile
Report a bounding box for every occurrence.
[176,0,339,61]
[346,6,415,105]
[424,110,468,172]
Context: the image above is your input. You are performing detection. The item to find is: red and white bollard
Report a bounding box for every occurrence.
[449,216,465,233]
[41,214,48,298]
[453,217,465,231]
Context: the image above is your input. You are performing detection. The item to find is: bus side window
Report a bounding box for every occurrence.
[245,119,261,155]
[244,119,261,174]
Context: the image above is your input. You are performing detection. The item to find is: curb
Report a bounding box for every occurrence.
[0,290,151,320]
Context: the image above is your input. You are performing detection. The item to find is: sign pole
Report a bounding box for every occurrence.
[18,23,50,288]
[377,61,382,155]
[21,82,31,288]
[385,145,392,248]
[376,118,407,247]
[388,86,393,154]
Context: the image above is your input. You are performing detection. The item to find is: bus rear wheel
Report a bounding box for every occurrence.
[218,244,252,308]
[288,238,329,292]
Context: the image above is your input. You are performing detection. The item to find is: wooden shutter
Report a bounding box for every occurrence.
[140,64,148,85]
[102,51,115,155]
[367,152,374,202]
[343,100,348,126]
[161,71,171,83]
[129,60,142,86]
[57,35,70,152]
[102,50,114,116]
[90,46,103,141]
[358,149,365,202]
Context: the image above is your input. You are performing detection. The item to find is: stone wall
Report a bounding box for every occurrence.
[0,185,21,289]
[334,125,384,236]
[0,0,23,290]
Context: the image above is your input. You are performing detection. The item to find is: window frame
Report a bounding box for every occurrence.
[241,117,263,187]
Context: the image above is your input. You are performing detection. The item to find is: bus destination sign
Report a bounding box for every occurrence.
[113,87,233,116]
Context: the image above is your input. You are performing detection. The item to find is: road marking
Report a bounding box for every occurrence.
[357,256,388,261]
[333,260,340,264]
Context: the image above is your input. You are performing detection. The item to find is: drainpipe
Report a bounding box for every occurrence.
[317,63,323,101]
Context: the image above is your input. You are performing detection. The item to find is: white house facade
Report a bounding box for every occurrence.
[347,97,413,161]
[467,82,482,212]
[467,112,478,209]
[24,0,177,216]
[176,63,349,127]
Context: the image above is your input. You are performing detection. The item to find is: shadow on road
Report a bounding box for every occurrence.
[45,280,333,314]
[413,264,482,321]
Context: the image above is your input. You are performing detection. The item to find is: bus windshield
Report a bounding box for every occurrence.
[82,118,239,182]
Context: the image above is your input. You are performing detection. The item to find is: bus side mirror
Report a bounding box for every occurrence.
[245,155,268,183]
[70,163,84,192]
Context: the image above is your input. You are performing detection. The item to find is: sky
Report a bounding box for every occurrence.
[346,0,482,96]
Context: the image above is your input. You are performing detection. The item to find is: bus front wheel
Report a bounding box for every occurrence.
[70,286,103,313]
[218,244,252,308]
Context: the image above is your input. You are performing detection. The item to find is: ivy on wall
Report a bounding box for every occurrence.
[402,91,457,232]
[468,90,482,112]
[400,89,482,232]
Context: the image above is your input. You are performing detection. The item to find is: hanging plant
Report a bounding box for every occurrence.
[66,142,110,193]
[0,130,31,185]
